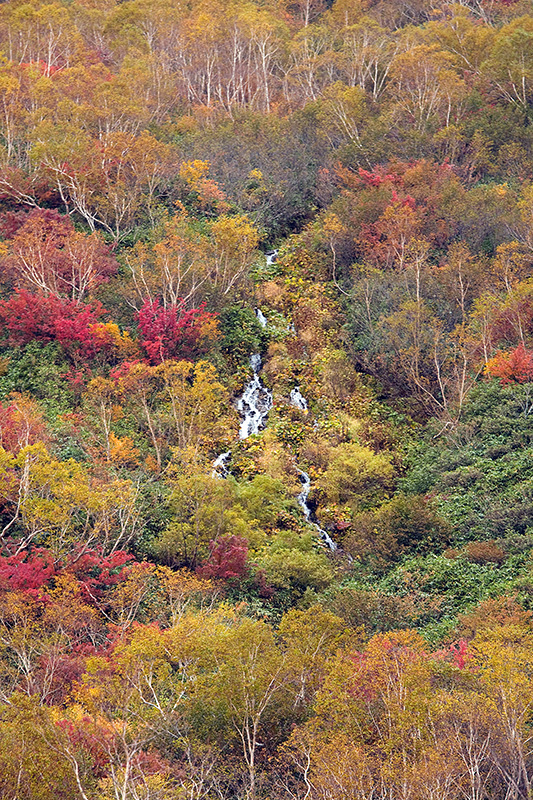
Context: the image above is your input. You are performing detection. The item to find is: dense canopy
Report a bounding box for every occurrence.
[1,0,533,797]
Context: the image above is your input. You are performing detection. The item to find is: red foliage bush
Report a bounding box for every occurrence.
[137,298,217,363]
[0,289,100,344]
[65,549,135,599]
[358,168,398,187]
[433,639,471,670]
[57,716,115,778]
[197,535,249,581]
[0,289,123,361]
[0,547,134,600]
[0,549,55,593]
[485,343,533,384]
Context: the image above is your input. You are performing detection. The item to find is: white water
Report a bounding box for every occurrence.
[213,292,335,550]
[290,386,308,412]
[211,319,273,473]
[255,308,268,328]
[291,385,336,550]
[266,250,278,266]
[236,353,273,439]
[296,468,337,551]
[212,450,231,478]
[211,330,336,550]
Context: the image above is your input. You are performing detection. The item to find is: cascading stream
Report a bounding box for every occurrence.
[212,307,273,475]
[255,308,268,328]
[289,385,336,550]
[296,468,337,551]
[211,451,231,478]
[212,298,336,550]
[236,353,273,439]
[290,387,308,412]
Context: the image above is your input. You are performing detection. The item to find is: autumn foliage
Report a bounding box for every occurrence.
[0,0,533,797]
[136,298,218,363]
[0,290,101,347]
[485,343,533,384]
[0,209,117,299]
[197,535,249,580]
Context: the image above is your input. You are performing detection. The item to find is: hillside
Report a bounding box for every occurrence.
[1,0,533,797]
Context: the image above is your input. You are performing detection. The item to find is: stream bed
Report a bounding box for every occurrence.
[212,302,336,550]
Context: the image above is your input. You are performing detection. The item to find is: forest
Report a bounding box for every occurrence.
[2,0,533,797]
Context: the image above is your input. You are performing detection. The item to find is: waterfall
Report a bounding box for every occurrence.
[290,385,336,550]
[235,310,273,438]
[255,308,268,328]
[211,317,336,550]
[296,468,337,551]
[236,353,273,439]
[211,353,273,475]
[212,451,231,478]
[212,309,273,474]
[290,386,308,412]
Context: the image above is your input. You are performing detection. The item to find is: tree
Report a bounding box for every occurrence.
[424,9,495,72]
[192,616,288,799]
[0,570,102,706]
[0,693,85,799]
[380,298,464,413]
[0,393,47,454]
[278,605,349,709]
[482,16,533,108]
[209,214,260,299]
[123,214,210,311]
[438,242,488,326]
[197,534,249,581]
[72,608,237,799]
[287,24,337,104]
[83,376,119,463]
[0,1,81,70]
[472,625,533,798]
[281,0,326,28]
[344,493,451,571]
[389,44,467,131]
[337,19,398,100]
[179,159,228,212]
[317,83,367,152]
[256,531,334,599]
[1,209,117,300]
[491,242,533,294]
[158,360,232,457]
[73,624,184,800]
[485,343,533,384]
[0,442,139,557]
[285,630,436,800]
[157,473,242,570]
[136,299,218,364]
[110,360,165,471]
[0,290,100,348]
[360,199,423,271]
[36,130,175,240]
[319,441,394,509]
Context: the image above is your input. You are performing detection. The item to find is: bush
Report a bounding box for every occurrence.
[344,494,451,570]
[464,540,506,565]
[320,442,395,510]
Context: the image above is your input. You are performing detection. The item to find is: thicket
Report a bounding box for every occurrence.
[1,0,533,797]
